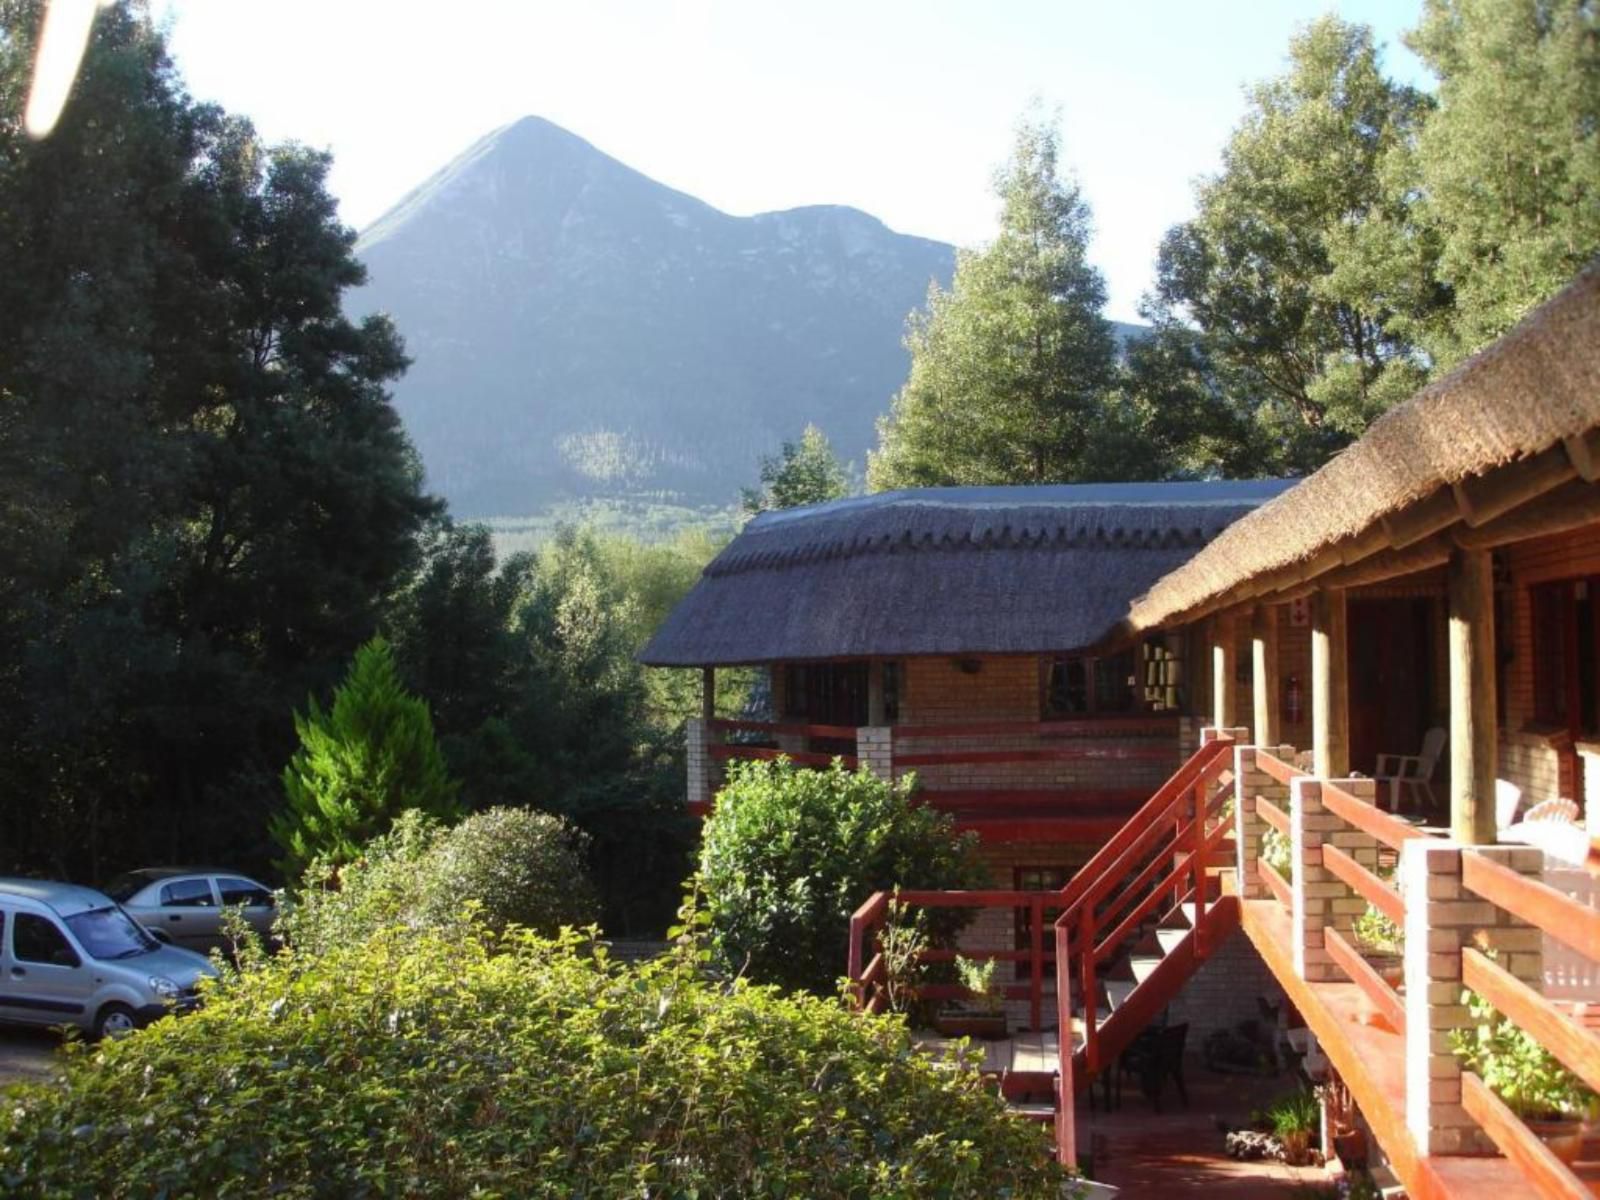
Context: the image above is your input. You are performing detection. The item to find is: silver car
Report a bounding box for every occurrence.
[105,869,277,953]
[0,878,219,1039]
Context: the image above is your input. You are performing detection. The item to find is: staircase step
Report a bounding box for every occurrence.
[1155,926,1190,954]
[1129,954,1164,985]
[1103,977,1136,1012]
[1007,1101,1055,1122]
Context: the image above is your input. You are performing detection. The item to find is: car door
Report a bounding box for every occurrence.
[1,909,89,1026]
[151,877,222,951]
[215,877,276,941]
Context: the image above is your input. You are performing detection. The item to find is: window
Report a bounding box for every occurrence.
[13,913,79,968]
[782,662,899,726]
[1531,578,1600,736]
[1043,650,1136,718]
[1014,867,1070,980]
[158,878,216,908]
[218,878,273,908]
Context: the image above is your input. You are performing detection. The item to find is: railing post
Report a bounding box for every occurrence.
[1079,906,1097,1072]
[686,716,711,808]
[1193,780,1208,959]
[856,726,894,782]
[1402,842,1545,1155]
[1030,895,1044,1032]
[1055,920,1076,1168]
[1235,745,1290,900]
[1291,777,1339,982]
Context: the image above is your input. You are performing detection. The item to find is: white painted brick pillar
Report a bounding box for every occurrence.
[686,717,710,807]
[1321,778,1382,935]
[1402,841,1545,1156]
[1290,778,1340,982]
[1235,747,1288,900]
[857,727,894,782]
[1200,725,1248,750]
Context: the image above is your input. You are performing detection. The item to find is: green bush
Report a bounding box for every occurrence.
[415,806,598,936]
[0,927,1073,1199]
[280,807,597,955]
[271,637,461,877]
[698,759,989,994]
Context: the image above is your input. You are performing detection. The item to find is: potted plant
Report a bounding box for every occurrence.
[934,956,1009,1040]
[1266,1088,1319,1166]
[1451,987,1598,1162]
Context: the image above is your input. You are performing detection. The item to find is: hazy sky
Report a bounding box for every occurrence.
[154,1,1429,323]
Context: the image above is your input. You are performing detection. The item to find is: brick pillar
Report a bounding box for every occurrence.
[857,726,893,782]
[1201,725,1249,747]
[1235,747,1286,900]
[1322,778,1382,942]
[686,717,711,807]
[1291,778,1339,982]
[1402,841,1545,1156]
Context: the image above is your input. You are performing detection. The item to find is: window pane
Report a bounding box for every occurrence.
[218,878,272,907]
[158,878,215,908]
[14,913,79,967]
[1045,657,1089,716]
[1094,651,1136,713]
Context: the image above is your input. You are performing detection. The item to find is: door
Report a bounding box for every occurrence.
[216,877,276,941]
[0,909,89,1025]
[1348,598,1434,777]
[151,877,222,950]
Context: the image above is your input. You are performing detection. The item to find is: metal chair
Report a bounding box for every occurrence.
[1374,727,1446,812]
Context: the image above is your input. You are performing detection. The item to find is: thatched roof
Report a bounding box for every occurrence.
[640,481,1294,666]
[1122,260,1600,636]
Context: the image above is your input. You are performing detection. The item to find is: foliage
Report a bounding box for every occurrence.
[878,893,931,1017]
[0,925,1075,1199]
[1399,0,1600,366]
[1451,985,1596,1119]
[414,806,599,937]
[1148,16,1439,476]
[698,758,989,994]
[0,0,438,880]
[742,423,852,514]
[279,806,597,956]
[1261,826,1294,883]
[1266,1088,1321,1137]
[955,956,1004,1015]
[1351,904,1404,957]
[270,638,459,877]
[869,117,1129,489]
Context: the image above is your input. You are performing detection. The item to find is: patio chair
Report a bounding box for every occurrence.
[1374,727,1446,812]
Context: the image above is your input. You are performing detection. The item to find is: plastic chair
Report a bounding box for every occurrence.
[1374,727,1446,812]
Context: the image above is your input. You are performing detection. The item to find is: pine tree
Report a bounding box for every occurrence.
[741,424,851,513]
[272,637,460,877]
[868,119,1119,489]
[1404,0,1600,365]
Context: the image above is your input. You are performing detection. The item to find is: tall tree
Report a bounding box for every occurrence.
[1402,0,1600,365]
[868,119,1121,489]
[1149,17,1441,475]
[741,424,851,514]
[0,1,438,878]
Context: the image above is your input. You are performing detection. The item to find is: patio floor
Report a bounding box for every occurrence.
[1072,1057,1331,1198]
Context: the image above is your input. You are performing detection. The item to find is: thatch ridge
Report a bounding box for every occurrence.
[1123,260,1600,634]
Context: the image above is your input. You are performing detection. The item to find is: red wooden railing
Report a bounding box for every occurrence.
[846,889,1063,1030]
[704,718,860,771]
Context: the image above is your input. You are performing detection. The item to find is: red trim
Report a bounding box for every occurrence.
[706,718,859,740]
[893,715,1179,742]
[895,745,1174,766]
[707,745,857,769]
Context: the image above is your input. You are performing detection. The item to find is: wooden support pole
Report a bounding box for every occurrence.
[1252,603,1279,748]
[867,659,886,727]
[1311,589,1349,778]
[1449,548,1498,844]
[1213,613,1235,730]
[701,666,716,722]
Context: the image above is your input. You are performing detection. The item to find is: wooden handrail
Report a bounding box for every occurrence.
[1462,1071,1589,1200]
[892,716,1179,742]
[1055,921,1075,1167]
[1256,795,1290,837]
[1325,926,1405,1034]
[1094,808,1232,962]
[709,745,858,769]
[1256,750,1304,785]
[1260,858,1292,910]
[1079,787,1194,913]
[1463,948,1600,1096]
[707,718,860,740]
[1462,853,1600,966]
[893,745,1177,767]
[1320,781,1427,851]
[1322,843,1405,926]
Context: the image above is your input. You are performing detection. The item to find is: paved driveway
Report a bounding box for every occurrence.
[0,1027,63,1089]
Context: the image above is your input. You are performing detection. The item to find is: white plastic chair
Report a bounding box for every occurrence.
[1374,727,1446,812]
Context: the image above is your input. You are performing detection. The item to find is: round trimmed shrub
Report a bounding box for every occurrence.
[0,929,1074,1198]
[698,759,989,994]
[416,806,599,936]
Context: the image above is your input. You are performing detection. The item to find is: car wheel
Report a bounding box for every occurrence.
[93,1003,138,1041]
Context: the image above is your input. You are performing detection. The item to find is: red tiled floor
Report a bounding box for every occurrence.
[1072,1058,1330,1198]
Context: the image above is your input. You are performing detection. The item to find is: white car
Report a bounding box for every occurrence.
[0,878,219,1039]
[105,869,277,954]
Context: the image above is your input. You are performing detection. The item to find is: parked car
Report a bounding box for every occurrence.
[0,878,219,1039]
[104,868,277,953]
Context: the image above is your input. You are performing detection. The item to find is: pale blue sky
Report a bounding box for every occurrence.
[156,0,1429,322]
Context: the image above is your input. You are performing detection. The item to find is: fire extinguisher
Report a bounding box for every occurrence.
[1284,674,1303,725]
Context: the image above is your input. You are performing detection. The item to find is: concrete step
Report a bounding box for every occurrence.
[1155,926,1190,955]
[1129,954,1164,985]
[1103,977,1136,1013]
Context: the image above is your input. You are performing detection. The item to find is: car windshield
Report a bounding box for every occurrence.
[65,906,157,960]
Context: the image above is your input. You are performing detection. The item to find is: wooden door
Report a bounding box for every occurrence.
[1347,598,1434,776]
